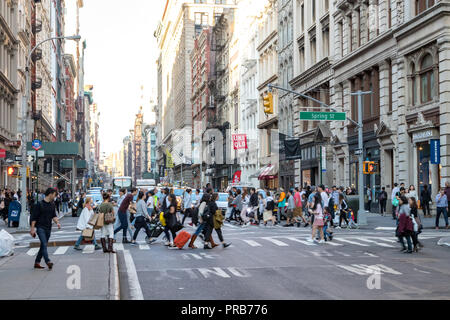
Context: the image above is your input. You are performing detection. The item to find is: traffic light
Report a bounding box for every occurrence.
[363,161,379,174]
[7,165,20,178]
[263,92,273,114]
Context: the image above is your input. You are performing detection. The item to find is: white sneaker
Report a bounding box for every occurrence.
[319,240,325,244]
[306,238,314,243]
[164,241,170,246]
[335,226,341,229]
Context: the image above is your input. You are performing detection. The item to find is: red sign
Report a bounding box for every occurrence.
[232,170,242,184]
[5,140,20,147]
[232,134,247,150]
[0,149,5,159]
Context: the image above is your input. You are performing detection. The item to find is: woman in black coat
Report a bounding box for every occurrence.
[203,193,218,249]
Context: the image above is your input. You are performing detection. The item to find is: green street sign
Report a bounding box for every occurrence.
[300,111,346,121]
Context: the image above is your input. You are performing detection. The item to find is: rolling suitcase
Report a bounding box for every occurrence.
[174,230,191,249]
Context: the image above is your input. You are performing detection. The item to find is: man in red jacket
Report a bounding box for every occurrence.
[114,187,138,243]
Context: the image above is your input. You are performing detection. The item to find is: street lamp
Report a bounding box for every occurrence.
[18,35,81,230]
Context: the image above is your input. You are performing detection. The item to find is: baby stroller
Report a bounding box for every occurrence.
[144,216,166,243]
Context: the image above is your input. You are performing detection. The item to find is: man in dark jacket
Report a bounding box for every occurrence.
[113,187,138,243]
[420,185,431,217]
[30,188,61,269]
[378,187,388,216]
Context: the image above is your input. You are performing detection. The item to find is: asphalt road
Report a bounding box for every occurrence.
[117,222,450,300]
[10,215,450,300]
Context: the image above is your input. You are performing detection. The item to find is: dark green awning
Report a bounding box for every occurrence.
[27,142,82,157]
[60,159,87,169]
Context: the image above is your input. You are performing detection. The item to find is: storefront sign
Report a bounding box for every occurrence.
[5,140,21,147]
[0,149,6,159]
[430,139,440,164]
[412,130,433,142]
[232,134,247,150]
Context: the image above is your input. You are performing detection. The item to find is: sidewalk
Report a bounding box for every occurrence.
[364,211,449,230]
[0,211,69,235]
[0,248,119,300]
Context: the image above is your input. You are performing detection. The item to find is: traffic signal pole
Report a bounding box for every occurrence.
[268,84,371,225]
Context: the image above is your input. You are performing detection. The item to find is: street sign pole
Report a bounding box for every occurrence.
[351,91,372,226]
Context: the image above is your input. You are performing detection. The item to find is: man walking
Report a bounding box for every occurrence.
[379,187,387,216]
[30,188,61,270]
[114,187,138,243]
[420,184,431,217]
[61,190,70,214]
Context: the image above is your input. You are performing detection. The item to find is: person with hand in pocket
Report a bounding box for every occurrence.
[30,188,62,270]
[131,191,155,245]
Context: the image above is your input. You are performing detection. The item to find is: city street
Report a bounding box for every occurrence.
[5,214,449,300]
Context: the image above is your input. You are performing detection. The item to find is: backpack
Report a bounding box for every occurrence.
[62,193,70,202]
[201,205,212,220]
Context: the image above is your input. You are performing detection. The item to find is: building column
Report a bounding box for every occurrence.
[438,36,450,186]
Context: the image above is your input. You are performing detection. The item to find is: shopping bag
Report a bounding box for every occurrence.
[87,213,98,226]
[104,211,115,224]
[82,228,94,239]
[0,229,14,257]
[95,212,104,229]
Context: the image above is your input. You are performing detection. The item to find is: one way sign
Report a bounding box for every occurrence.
[27,154,35,162]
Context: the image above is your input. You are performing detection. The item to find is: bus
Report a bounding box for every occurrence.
[112,176,133,192]
[136,179,156,190]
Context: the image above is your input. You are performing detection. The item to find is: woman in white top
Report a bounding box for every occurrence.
[74,197,101,250]
[407,185,418,200]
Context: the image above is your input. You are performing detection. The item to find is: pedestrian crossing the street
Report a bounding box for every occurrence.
[23,233,440,257]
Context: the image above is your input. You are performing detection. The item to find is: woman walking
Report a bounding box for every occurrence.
[98,193,116,253]
[189,194,218,249]
[205,193,231,249]
[409,196,423,252]
[337,193,350,228]
[397,195,414,253]
[308,193,325,243]
[131,191,154,245]
[262,191,277,226]
[164,194,179,247]
[74,197,101,251]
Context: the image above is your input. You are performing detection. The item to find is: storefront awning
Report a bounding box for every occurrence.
[258,163,278,180]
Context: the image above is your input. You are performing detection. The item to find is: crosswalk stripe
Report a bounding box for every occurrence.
[285,237,317,246]
[53,246,69,255]
[323,240,342,246]
[139,244,150,250]
[82,245,95,254]
[242,240,262,247]
[334,250,351,257]
[27,248,39,256]
[114,243,124,251]
[353,237,394,247]
[366,236,398,243]
[262,237,289,246]
[334,238,369,246]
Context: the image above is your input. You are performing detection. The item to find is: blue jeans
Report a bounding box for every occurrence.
[194,222,206,236]
[36,227,51,264]
[114,210,129,238]
[75,231,97,247]
[436,207,449,227]
[113,212,133,239]
[62,202,68,213]
[323,225,331,240]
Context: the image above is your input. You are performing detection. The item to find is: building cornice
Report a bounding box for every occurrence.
[257,30,277,52]
[257,74,278,91]
[290,57,331,88]
[0,15,19,45]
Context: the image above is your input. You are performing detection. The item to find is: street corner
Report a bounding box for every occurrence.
[0,247,117,300]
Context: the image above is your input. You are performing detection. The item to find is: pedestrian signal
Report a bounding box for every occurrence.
[363,161,379,174]
[7,165,20,178]
[263,92,273,114]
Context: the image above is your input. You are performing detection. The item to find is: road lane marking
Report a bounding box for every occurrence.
[139,244,150,250]
[285,237,317,246]
[334,251,351,257]
[27,248,39,256]
[114,243,124,251]
[82,245,94,254]
[123,249,144,300]
[353,237,394,247]
[375,227,396,230]
[334,238,369,246]
[242,240,262,247]
[311,251,333,257]
[53,246,69,255]
[323,240,342,246]
[262,237,289,246]
[366,236,398,243]
[197,267,231,278]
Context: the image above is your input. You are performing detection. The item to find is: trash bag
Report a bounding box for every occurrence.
[0,229,15,257]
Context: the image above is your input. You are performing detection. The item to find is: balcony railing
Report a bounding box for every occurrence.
[32,77,42,90]
[31,48,42,62]
[32,19,42,33]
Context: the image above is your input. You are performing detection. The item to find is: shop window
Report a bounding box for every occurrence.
[420,54,435,103]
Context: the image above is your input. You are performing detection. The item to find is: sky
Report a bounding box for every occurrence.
[65,0,165,155]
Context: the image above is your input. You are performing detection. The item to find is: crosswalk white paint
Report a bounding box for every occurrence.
[139,244,150,250]
[26,248,39,256]
[323,240,343,246]
[262,237,289,246]
[53,246,69,255]
[285,237,317,246]
[114,243,124,251]
[353,237,394,248]
[82,245,95,254]
[242,240,262,247]
[334,238,370,246]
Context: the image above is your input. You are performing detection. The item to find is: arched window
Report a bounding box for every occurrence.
[420,54,435,103]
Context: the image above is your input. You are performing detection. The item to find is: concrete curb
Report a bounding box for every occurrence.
[109,253,120,300]
[437,237,450,247]
[29,239,101,248]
